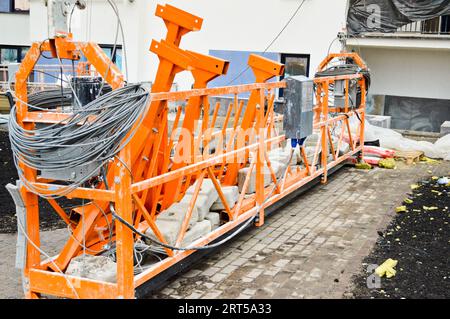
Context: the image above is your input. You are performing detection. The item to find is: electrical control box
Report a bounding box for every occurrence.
[334,79,357,109]
[283,75,314,140]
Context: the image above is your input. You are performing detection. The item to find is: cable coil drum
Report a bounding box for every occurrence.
[8,84,150,197]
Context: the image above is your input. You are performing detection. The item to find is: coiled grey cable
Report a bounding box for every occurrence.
[8,84,150,198]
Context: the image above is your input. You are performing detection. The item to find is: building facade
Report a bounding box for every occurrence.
[1,0,449,132]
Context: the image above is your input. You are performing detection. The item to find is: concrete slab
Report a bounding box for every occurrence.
[145,219,181,246]
[66,255,116,283]
[158,202,199,229]
[186,178,219,208]
[181,220,212,247]
[206,212,221,230]
[366,115,391,129]
[211,186,239,211]
[181,193,213,221]
[242,165,268,193]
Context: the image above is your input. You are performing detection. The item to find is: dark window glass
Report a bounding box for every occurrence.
[279,53,310,97]
[441,15,450,33]
[0,46,30,64]
[422,17,440,33]
[20,47,29,61]
[100,45,123,70]
[0,48,18,64]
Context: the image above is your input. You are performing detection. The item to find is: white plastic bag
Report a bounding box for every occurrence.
[435,134,450,160]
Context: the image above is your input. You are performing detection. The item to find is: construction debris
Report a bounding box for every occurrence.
[375,258,398,278]
[379,158,396,169]
[66,255,116,283]
[355,162,372,170]
[395,206,407,213]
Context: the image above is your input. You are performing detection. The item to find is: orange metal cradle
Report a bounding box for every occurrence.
[8,4,368,299]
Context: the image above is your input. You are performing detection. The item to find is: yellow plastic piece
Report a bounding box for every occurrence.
[355,162,372,170]
[423,206,438,211]
[375,258,398,278]
[411,184,420,190]
[421,156,439,164]
[395,206,407,213]
[404,198,413,204]
[379,158,396,169]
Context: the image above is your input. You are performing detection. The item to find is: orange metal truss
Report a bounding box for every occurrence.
[11,4,367,299]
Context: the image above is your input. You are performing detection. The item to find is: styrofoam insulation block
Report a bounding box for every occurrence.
[210,186,239,211]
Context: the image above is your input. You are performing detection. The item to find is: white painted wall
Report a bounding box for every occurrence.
[134,0,348,90]
[354,46,450,100]
[0,13,30,46]
[28,0,347,89]
[15,1,450,103]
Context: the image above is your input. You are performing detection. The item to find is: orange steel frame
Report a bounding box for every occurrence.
[13,4,366,299]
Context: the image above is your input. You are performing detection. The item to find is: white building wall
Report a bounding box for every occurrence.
[28,0,347,89]
[0,13,30,46]
[136,0,348,90]
[355,46,450,100]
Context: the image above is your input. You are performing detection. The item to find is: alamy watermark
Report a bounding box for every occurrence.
[366,264,382,289]
[366,4,382,29]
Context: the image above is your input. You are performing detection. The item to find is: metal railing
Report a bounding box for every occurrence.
[396,16,450,35]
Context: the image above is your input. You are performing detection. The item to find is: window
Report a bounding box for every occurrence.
[422,15,450,34]
[207,50,279,98]
[279,53,310,97]
[14,0,29,11]
[0,46,29,64]
[100,45,123,70]
[384,95,450,132]
[0,0,29,13]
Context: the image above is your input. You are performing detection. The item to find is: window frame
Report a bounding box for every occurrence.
[99,44,123,65]
[278,53,311,98]
[0,0,30,14]
[0,45,30,64]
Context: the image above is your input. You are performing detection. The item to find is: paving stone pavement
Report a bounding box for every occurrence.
[1,162,449,299]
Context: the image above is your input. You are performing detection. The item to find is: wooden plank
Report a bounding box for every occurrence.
[394,150,424,165]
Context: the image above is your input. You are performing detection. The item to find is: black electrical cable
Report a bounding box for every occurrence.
[27,84,112,109]
[109,150,295,252]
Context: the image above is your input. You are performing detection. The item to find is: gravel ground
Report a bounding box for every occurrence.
[0,130,67,233]
[350,174,450,299]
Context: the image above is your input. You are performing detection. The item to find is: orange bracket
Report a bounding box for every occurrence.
[223,54,284,185]
[161,51,229,208]
[155,4,203,46]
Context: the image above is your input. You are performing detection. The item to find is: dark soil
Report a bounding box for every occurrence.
[0,130,66,233]
[351,175,450,299]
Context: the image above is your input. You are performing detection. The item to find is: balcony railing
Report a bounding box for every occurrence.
[396,15,450,35]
